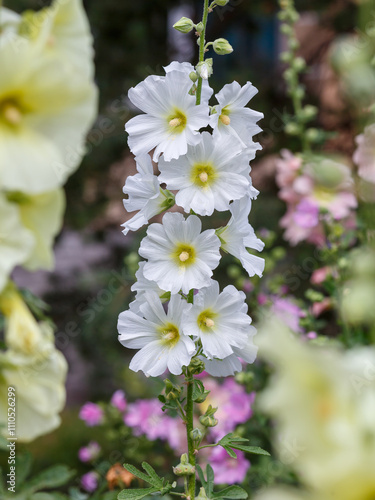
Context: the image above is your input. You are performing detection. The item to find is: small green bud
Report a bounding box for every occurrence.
[190,428,203,441]
[280,51,292,63]
[164,378,182,401]
[213,38,233,55]
[289,38,300,50]
[197,487,209,500]
[283,68,294,82]
[173,454,196,476]
[294,85,305,100]
[196,22,204,34]
[173,17,194,34]
[292,56,306,72]
[215,0,230,5]
[280,24,293,36]
[285,122,301,136]
[194,390,210,403]
[189,71,198,83]
[199,404,218,427]
[196,59,213,80]
[187,357,205,375]
[300,105,318,121]
[305,128,321,143]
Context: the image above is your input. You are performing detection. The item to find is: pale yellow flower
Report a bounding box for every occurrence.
[0,194,34,293]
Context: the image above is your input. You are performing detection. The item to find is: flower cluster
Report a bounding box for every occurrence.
[0,0,97,442]
[276,150,357,246]
[118,60,264,377]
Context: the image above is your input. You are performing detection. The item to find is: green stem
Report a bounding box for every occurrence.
[196,0,210,105]
[197,443,218,450]
[186,375,196,500]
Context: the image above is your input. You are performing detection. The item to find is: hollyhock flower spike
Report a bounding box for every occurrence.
[125,70,210,162]
[159,132,255,216]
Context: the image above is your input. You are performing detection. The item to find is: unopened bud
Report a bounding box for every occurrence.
[199,414,218,427]
[187,357,205,375]
[190,428,203,441]
[173,454,196,476]
[196,488,209,500]
[285,122,301,136]
[196,59,213,80]
[173,17,194,34]
[213,38,233,55]
[293,56,306,72]
[189,71,198,83]
[215,0,230,5]
[196,22,204,34]
[164,378,182,401]
[194,390,210,403]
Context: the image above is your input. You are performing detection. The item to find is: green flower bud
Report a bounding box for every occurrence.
[190,428,203,441]
[280,24,293,36]
[173,17,194,34]
[289,38,300,50]
[285,122,301,136]
[305,128,321,143]
[164,378,182,401]
[215,0,230,5]
[187,357,205,375]
[280,51,292,63]
[189,71,198,83]
[196,22,204,34]
[213,38,233,55]
[173,454,196,476]
[194,390,210,404]
[199,404,218,427]
[292,56,306,72]
[300,105,318,121]
[197,487,209,500]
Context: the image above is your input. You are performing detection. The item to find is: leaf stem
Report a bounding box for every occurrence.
[186,374,196,500]
[196,0,210,105]
[197,443,218,450]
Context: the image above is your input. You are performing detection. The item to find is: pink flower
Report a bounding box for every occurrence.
[293,199,319,229]
[78,441,101,463]
[202,447,250,484]
[81,471,99,492]
[311,267,330,285]
[311,297,332,317]
[79,403,104,427]
[111,390,127,412]
[280,208,325,247]
[306,331,318,339]
[271,296,306,333]
[353,124,375,184]
[257,293,268,306]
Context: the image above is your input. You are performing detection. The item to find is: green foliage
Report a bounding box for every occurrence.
[197,465,248,500]
[218,433,270,459]
[118,463,174,500]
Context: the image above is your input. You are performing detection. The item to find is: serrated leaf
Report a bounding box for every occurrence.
[28,465,75,491]
[196,465,207,491]
[230,444,270,456]
[206,465,214,496]
[141,462,163,488]
[218,434,248,447]
[102,492,119,500]
[118,487,158,500]
[212,486,248,499]
[123,464,151,484]
[222,446,237,459]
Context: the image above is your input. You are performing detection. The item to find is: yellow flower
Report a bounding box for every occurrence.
[0,194,34,293]
[7,189,66,271]
[0,2,97,195]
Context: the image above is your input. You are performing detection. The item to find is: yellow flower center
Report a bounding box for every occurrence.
[219,114,231,125]
[197,310,218,332]
[167,109,187,134]
[0,100,23,126]
[158,323,180,347]
[190,163,217,188]
[172,243,196,267]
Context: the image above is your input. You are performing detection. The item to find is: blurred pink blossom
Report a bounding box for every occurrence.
[78,441,101,463]
[311,297,332,317]
[81,471,99,492]
[271,296,306,333]
[79,403,104,427]
[202,447,250,484]
[311,266,330,285]
[353,124,375,184]
[111,390,127,412]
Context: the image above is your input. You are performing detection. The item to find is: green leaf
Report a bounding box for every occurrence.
[141,462,163,488]
[206,465,214,496]
[123,464,151,484]
[218,434,248,447]
[196,465,207,491]
[222,446,237,459]
[0,434,8,451]
[230,444,270,456]
[117,487,158,500]
[212,486,248,500]
[16,451,33,487]
[31,493,68,500]
[27,465,76,491]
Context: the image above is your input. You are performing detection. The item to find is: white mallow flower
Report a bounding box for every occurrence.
[125,70,210,162]
[163,62,214,102]
[210,81,263,150]
[117,291,195,377]
[203,328,258,377]
[182,280,252,359]
[129,262,169,314]
[122,154,174,235]
[218,196,265,278]
[139,212,221,294]
[159,132,256,216]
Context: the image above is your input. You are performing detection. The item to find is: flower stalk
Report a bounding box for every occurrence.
[196,0,210,105]
[185,373,196,499]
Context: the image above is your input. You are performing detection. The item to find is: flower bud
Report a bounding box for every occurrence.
[196,22,204,34]
[164,378,182,401]
[213,38,233,55]
[215,0,230,5]
[173,17,194,34]
[189,71,198,83]
[194,390,210,404]
[187,357,205,375]
[305,128,321,143]
[196,487,209,500]
[285,122,301,136]
[199,404,218,427]
[292,56,306,72]
[196,59,213,80]
[173,454,196,476]
[190,428,203,441]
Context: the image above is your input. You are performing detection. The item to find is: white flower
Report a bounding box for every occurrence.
[182,280,251,359]
[218,196,265,277]
[202,327,258,377]
[129,262,168,313]
[0,194,34,293]
[139,212,221,294]
[122,154,174,235]
[125,70,210,162]
[159,132,255,216]
[164,61,213,102]
[118,291,195,377]
[210,81,263,150]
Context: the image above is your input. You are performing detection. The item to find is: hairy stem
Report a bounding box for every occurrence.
[196,0,210,105]
[186,375,196,499]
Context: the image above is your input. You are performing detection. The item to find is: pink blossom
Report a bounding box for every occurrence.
[306,331,318,339]
[79,403,104,427]
[293,199,319,229]
[242,280,254,294]
[311,267,330,285]
[311,297,332,317]
[202,447,250,484]
[257,293,268,306]
[271,296,306,333]
[81,471,99,492]
[353,124,375,184]
[78,441,101,463]
[280,208,325,247]
[111,390,127,412]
